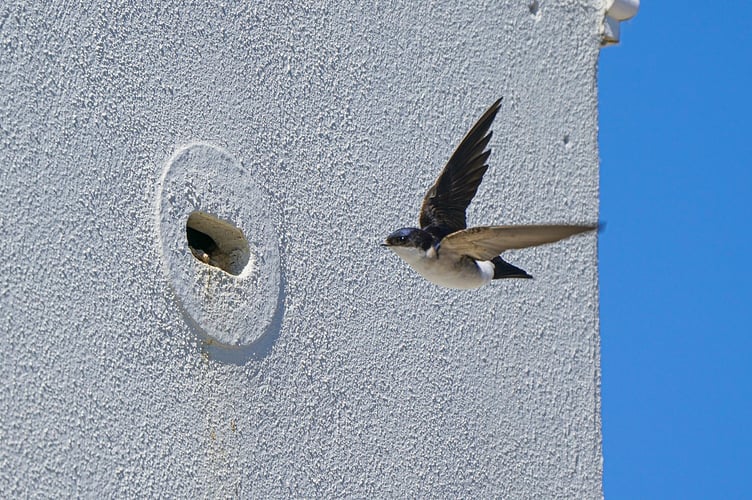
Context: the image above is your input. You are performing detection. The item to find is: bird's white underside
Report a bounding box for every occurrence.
[388,245,494,290]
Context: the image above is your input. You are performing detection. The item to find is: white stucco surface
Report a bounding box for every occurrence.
[1,1,603,497]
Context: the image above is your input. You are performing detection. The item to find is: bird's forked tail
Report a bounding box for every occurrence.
[491,256,533,280]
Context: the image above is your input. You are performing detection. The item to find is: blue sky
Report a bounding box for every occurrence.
[599,2,752,498]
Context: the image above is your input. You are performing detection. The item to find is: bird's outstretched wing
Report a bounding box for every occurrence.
[419,98,502,234]
[439,224,597,261]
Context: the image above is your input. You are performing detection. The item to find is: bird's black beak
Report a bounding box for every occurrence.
[380,243,390,247]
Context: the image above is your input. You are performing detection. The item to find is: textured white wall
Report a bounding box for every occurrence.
[1,1,603,497]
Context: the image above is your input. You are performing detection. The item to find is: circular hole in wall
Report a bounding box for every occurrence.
[186,211,250,276]
[157,142,282,360]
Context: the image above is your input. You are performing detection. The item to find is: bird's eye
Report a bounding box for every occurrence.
[397,236,406,243]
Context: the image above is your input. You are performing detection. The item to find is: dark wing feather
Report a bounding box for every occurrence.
[419,98,502,233]
[440,225,597,261]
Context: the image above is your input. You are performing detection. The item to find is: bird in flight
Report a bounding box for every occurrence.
[382,98,597,289]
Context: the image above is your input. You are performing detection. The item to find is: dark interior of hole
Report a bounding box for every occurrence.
[186,226,218,255]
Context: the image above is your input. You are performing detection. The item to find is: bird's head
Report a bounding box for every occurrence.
[381,228,434,252]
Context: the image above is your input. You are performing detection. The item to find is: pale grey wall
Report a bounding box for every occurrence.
[1,1,603,497]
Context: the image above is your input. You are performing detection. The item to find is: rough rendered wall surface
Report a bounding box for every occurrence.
[1,1,603,497]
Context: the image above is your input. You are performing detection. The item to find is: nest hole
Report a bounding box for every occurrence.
[186,211,250,276]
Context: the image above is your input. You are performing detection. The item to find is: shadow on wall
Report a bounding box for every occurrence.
[186,271,286,365]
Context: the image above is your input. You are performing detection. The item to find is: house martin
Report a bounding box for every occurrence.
[382,98,597,289]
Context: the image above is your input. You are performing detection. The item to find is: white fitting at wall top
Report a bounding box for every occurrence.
[606,0,639,21]
[602,0,639,46]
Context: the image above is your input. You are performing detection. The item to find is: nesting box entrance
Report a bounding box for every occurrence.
[186,211,250,276]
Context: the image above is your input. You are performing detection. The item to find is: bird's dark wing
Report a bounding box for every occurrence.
[419,98,502,234]
[439,224,597,261]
